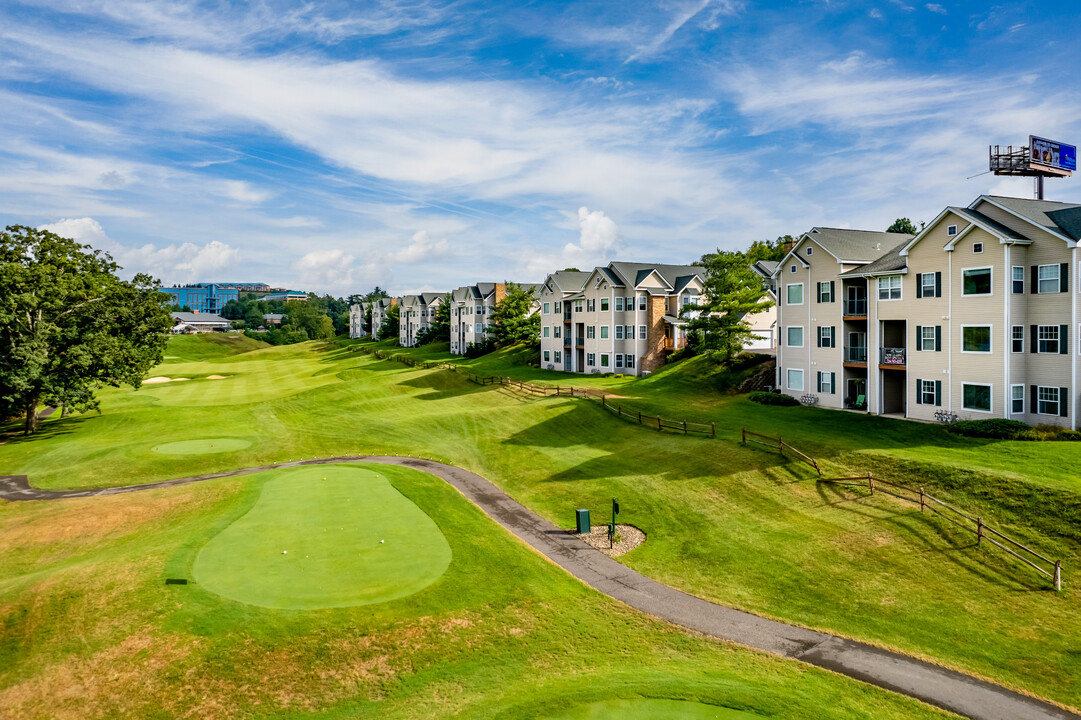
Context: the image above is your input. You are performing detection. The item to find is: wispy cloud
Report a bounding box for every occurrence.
[626,0,741,63]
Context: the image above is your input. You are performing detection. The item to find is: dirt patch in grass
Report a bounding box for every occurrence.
[575,524,646,557]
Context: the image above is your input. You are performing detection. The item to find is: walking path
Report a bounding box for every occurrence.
[1,456,1075,720]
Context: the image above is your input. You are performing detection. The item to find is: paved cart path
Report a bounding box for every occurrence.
[1,456,1075,720]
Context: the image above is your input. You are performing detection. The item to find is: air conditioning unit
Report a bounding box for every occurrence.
[546,364,554,370]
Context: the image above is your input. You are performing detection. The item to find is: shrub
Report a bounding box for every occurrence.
[464,338,497,358]
[748,390,800,406]
[947,419,1030,439]
[1019,424,1081,442]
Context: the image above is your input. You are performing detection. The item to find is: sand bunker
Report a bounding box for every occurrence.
[206,375,228,380]
[144,376,191,384]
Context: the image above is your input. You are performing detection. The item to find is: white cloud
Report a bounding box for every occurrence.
[926,3,947,14]
[221,180,272,204]
[519,206,623,276]
[626,0,741,63]
[388,230,451,264]
[293,248,358,290]
[38,217,240,282]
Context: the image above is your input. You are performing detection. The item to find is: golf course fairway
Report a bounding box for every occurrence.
[546,699,758,719]
[153,438,252,455]
[193,464,452,609]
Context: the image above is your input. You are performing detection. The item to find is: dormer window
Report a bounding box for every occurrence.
[806,247,813,256]
[973,242,983,254]
[947,225,958,236]
[790,265,796,273]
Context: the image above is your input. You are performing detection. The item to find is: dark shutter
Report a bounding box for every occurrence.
[1061,325,1069,355]
[831,372,836,394]
[816,327,822,348]
[935,325,942,352]
[935,271,942,298]
[817,371,822,391]
[915,379,923,404]
[1062,388,1070,418]
[1031,265,1038,293]
[935,380,942,407]
[1031,385,1037,413]
[916,325,923,351]
[829,281,835,302]
[916,275,923,299]
[815,282,821,303]
[1031,325,1037,353]
[1061,262,1069,293]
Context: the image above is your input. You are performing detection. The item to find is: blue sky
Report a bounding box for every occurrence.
[2,1,1080,295]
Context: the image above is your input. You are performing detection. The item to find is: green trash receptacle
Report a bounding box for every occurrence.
[575,509,591,535]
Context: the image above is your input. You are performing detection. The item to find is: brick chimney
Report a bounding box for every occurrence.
[494,283,507,304]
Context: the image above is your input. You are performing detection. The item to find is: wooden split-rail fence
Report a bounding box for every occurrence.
[740,428,821,475]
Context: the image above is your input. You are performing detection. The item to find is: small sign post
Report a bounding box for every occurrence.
[609,498,620,549]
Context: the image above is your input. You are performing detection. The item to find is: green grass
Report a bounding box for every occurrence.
[194,465,451,609]
[153,438,253,455]
[0,455,948,719]
[2,335,1079,714]
[545,699,757,719]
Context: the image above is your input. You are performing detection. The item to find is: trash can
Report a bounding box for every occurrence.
[575,509,591,535]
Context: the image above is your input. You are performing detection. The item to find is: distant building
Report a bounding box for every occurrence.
[448,282,540,355]
[160,284,238,314]
[370,298,397,340]
[215,282,270,293]
[171,312,232,333]
[399,293,447,347]
[263,313,284,325]
[265,291,308,302]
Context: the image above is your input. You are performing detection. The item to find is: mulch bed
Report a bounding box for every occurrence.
[573,524,646,557]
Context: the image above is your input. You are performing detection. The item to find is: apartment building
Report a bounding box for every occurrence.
[775,195,1081,429]
[746,260,779,350]
[399,292,446,347]
[348,301,367,339]
[370,297,396,340]
[448,282,541,355]
[538,262,705,376]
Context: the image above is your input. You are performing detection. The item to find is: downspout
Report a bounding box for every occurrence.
[948,251,953,414]
[873,277,880,415]
[1004,245,1010,419]
[1073,245,1078,431]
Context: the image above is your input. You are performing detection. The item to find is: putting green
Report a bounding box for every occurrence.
[193,465,452,609]
[547,699,756,719]
[152,438,252,455]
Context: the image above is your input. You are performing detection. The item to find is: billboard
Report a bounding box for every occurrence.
[1030,135,1077,172]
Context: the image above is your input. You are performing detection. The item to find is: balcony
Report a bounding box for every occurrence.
[879,347,906,368]
[563,339,572,348]
[844,346,867,364]
[843,299,868,318]
[563,310,572,321]
[663,337,687,351]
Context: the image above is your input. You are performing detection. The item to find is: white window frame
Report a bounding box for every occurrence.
[819,372,834,394]
[600,353,610,367]
[947,225,958,236]
[786,368,804,391]
[1012,266,1024,294]
[638,324,646,339]
[638,296,647,311]
[920,326,936,351]
[553,326,561,339]
[1011,325,1023,353]
[1037,386,1060,416]
[543,350,550,362]
[786,283,804,305]
[961,266,993,297]
[600,297,609,311]
[615,354,624,369]
[806,246,813,256]
[920,273,936,298]
[1037,325,1060,354]
[615,325,624,340]
[543,302,550,314]
[818,326,833,348]
[1010,383,1024,414]
[960,324,992,354]
[554,350,561,363]
[625,354,635,369]
[787,325,804,348]
[543,326,550,338]
[817,281,832,303]
[877,275,902,301]
[615,297,623,311]
[920,379,936,405]
[600,325,609,339]
[1038,264,1060,294]
[625,325,634,339]
[972,242,983,254]
[961,383,993,413]
[586,325,595,339]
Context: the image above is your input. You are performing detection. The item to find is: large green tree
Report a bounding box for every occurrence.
[379,303,400,340]
[886,217,921,235]
[685,250,773,361]
[490,283,541,346]
[743,235,792,263]
[0,225,174,435]
[282,300,334,340]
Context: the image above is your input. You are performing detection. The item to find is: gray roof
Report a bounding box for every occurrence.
[753,260,778,276]
[263,313,284,320]
[801,228,914,263]
[946,207,1026,240]
[840,240,911,277]
[983,196,1081,241]
[171,312,229,324]
[606,262,706,289]
[545,270,590,293]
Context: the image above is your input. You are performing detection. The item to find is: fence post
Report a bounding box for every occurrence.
[602,395,606,408]
[867,472,874,495]
[741,428,745,444]
[778,436,783,455]
[637,411,642,424]
[657,416,662,431]
[712,422,716,439]
[977,517,983,546]
[1054,560,1062,591]
[683,421,687,434]
[919,486,925,511]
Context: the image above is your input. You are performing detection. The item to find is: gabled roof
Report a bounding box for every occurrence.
[606,262,706,290]
[840,240,911,277]
[419,292,446,306]
[947,207,1027,240]
[543,270,590,294]
[801,228,914,264]
[752,260,778,277]
[171,312,229,323]
[979,195,1081,242]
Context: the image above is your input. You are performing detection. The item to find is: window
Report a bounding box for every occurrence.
[962,267,992,295]
[615,297,623,311]
[786,283,804,305]
[587,353,595,366]
[543,350,550,362]
[1012,325,1023,353]
[972,242,983,254]
[586,325,595,339]
[554,351,561,363]
[947,225,957,236]
[554,301,561,312]
[626,325,636,339]
[1038,386,1060,416]
[786,368,804,391]
[543,302,550,314]
[818,371,834,394]
[600,298,609,311]
[638,324,646,339]
[790,264,796,273]
[575,300,583,313]
[817,281,834,303]
[600,354,609,367]
[920,273,936,298]
[625,354,635,369]
[588,299,595,312]
[615,354,624,368]
[806,246,813,256]
[476,306,483,315]
[1012,266,1024,294]
[962,384,992,412]
[553,326,561,339]
[817,326,834,348]
[919,325,937,351]
[600,325,609,339]
[1011,384,1024,414]
[919,380,937,406]
[1037,325,1060,354]
[682,294,695,307]
[878,276,901,300]
[787,326,804,347]
[1038,264,1061,293]
[543,326,550,338]
[638,296,647,311]
[625,296,634,310]
[962,325,991,353]
[615,325,624,339]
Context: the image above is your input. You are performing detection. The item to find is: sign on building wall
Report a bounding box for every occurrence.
[1030,136,1077,172]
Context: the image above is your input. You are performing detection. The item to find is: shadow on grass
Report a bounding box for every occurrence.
[0,414,95,446]
[396,372,480,401]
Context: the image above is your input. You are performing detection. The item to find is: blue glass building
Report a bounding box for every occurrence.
[160,284,239,313]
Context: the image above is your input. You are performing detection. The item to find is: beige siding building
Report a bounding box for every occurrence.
[449,282,541,355]
[776,195,1081,429]
[370,297,396,340]
[399,292,446,347]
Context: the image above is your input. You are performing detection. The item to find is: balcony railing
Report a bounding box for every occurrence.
[844,346,867,363]
[563,311,572,321]
[843,299,868,316]
[664,337,687,351]
[880,347,906,366]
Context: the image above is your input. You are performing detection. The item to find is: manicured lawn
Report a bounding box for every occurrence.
[2,336,1079,713]
[194,465,452,609]
[545,699,758,719]
[0,459,948,719]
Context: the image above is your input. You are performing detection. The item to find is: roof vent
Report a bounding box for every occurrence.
[875,242,881,251]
